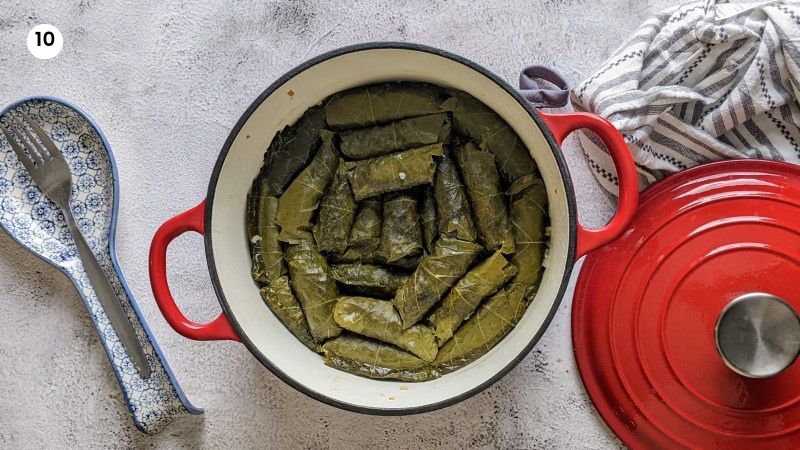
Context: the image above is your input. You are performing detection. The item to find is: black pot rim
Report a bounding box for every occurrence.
[204,41,579,415]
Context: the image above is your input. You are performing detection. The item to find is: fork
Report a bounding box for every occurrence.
[1,114,151,378]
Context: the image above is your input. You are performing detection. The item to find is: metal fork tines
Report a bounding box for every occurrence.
[0,114,151,378]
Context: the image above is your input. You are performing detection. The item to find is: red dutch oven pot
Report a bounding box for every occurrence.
[148,43,638,414]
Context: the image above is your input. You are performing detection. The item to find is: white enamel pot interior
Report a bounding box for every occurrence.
[150,43,638,415]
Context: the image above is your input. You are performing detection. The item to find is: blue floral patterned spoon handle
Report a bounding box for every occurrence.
[62,201,152,378]
[0,98,200,434]
[2,116,151,378]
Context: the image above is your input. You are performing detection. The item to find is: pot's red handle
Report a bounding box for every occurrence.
[149,200,239,341]
[538,112,638,257]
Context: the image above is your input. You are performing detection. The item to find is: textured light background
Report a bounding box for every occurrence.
[0,1,676,448]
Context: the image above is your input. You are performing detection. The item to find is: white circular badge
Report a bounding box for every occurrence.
[27,24,63,60]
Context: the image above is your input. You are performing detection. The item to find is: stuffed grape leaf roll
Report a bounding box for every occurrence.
[419,187,438,254]
[251,192,287,284]
[427,251,518,346]
[434,283,527,374]
[340,199,382,261]
[442,90,535,183]
[344,143,443,201]
[247,176,286,284]
[377,193,423,264]
[333,296,438,361]
[324,83,446,130]
[262,106,327,195]
[455,142,515,254]
[276,130,340,244]
[339,113,451,160]
[393,236,483,328]
[322,334,433,382]
[508,175,548,296]
[313,162,357,254]
[330,263,408,298]
[247,175,260,242]
[260,276,317,352]
[434,152,477,242]
[285,239,342,342]
[247,175,266,281]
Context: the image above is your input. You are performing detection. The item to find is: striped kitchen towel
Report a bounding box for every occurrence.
[571,0,800,194]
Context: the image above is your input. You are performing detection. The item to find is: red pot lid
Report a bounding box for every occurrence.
[573,160,800,449]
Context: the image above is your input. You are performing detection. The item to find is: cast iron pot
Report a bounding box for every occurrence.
[148,43,639,415]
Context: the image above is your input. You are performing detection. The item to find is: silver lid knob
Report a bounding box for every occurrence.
[715,293,800,378]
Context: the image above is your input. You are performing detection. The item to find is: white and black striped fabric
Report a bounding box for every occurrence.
[571,0,800,194]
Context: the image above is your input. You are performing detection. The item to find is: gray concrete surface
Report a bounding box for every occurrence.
[0,1,677,448]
